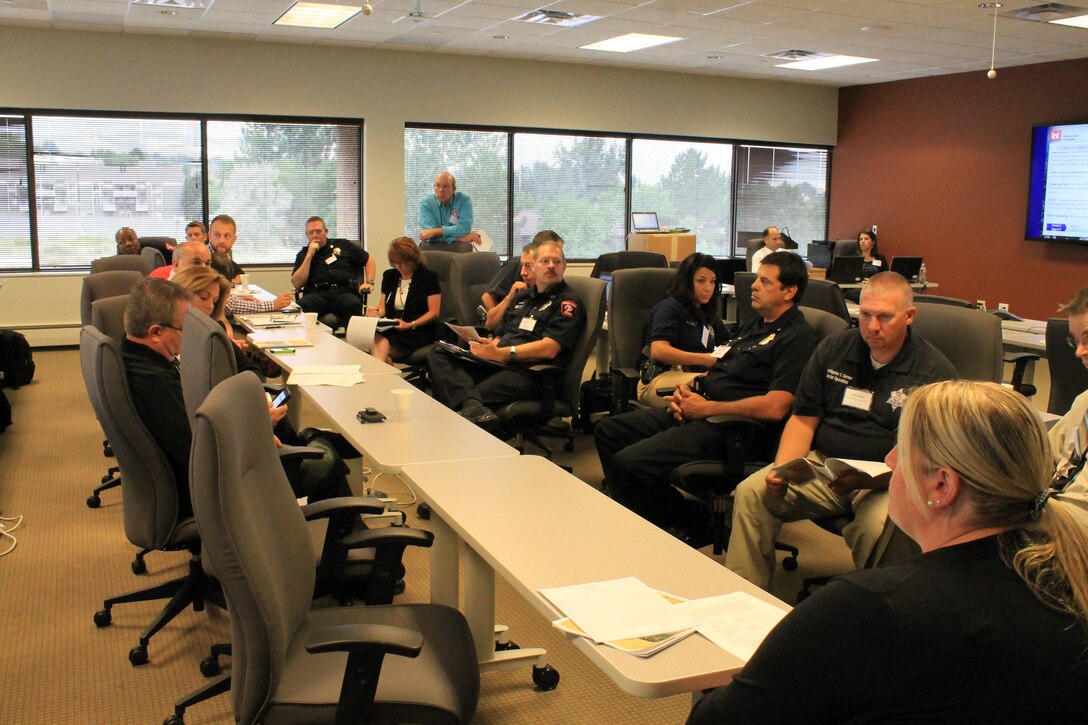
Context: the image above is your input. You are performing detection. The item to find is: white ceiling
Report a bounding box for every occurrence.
[2,0,1087,86]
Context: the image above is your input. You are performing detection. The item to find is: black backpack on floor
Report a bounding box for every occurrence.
[0,330,35,389]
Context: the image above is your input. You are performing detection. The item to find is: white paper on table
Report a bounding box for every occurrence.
[676,592,788,661]
[473,229,494,252]
[539,577,694,643]
[286,365,365,387]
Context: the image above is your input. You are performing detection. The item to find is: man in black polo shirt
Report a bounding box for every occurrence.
[428,240,585,427]
[290,216,375,324]
[594,251,817,534]
[726,272,957,590]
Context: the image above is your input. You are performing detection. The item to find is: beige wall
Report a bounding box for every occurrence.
[0,26,838,344]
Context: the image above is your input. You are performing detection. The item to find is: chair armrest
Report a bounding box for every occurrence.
[1005,352,1040,397]
[611,366,640,414]
[343,526,435,550]
[306,623,424,659]
[1004,351,1039,364]
[705,413,767,430]
[302,496,388,520]
[278,445,325,464]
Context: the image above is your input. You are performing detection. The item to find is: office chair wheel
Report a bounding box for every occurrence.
[163,715,183,725]
[782,555,798,572]
[199,656,221,677]
[417,502,431,520]
[86,494,101,508]
[532,664,560,691]
[129,644,149,666]
[93,609,111,627]
[495,640,520,652]
[131,556,147,575]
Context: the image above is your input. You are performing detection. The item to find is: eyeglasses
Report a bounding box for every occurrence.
[1066,335,1088,350]
[159,323,184,334]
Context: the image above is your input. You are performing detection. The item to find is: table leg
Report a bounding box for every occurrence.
[464,544,497,664]
[429,513,460,609]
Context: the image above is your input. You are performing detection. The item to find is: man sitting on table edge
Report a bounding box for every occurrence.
[291,215,375,326]
[482,231,562,330]
[149,240,211,279]
[726,272,957,590]
[594,251,817,543]
[427,239,585,429]
[418,171,481,249]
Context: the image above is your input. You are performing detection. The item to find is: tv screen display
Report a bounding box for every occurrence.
[1025,121,1088,243]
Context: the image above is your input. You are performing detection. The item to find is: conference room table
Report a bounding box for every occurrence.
[247,324,402,378]
[400,455,791,700]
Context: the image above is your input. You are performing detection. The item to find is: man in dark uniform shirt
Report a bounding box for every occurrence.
[481,230,563,324]
[291,216,375,325]
[428,240,585,427]
[594,252,817,534]
[726,271,957,590]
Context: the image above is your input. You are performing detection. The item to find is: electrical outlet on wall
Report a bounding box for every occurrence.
[998,303,1009,312]
[871,224,877,235]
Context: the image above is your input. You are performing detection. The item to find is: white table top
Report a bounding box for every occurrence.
[400,455,791,697]
[302,375,519,473]
[249,327,402,377]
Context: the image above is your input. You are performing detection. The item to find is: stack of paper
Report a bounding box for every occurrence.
[541,577,789,661]
[286,365,365,387]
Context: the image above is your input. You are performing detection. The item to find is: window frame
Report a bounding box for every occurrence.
[0,107,364,272]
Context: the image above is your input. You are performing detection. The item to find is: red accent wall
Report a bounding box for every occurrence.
[830,58,1088,320]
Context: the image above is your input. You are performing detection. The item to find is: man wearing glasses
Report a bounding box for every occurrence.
[428,240,584,428]
[1048,285,1088,524]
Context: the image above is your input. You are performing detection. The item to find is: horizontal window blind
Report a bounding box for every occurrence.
[735,145,828,255]
[0,115,31,269]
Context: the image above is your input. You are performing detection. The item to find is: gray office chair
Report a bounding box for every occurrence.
[911,304,1001,382]
[607,267,677,413]
[744,238,765,272]
[140,245,165,271]
[733,271,757,327]
[139,236,176,265]
[589,251,668,278]
[190,371,479,725]
[90,254,154,275]
[82,326,225,667]
[448,250,500,325]
[89,295,129,345]
[81,270,143,326]
[799,305,850,340]
[420,240,473,253]
[800,278,851,324]
[494,276,607,459]
[913,294,973,308]
[1047,317,1088,415]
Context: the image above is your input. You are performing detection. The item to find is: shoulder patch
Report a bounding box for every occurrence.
[560,299,578,318]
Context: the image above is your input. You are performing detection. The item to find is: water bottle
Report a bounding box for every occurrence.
[918,262,927,285]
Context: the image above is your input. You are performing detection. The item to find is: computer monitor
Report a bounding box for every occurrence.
[827,255,864,284]
[631,212,660,233]
[715,257,747,286]
[806,242,833,269]
[890,256,923,282]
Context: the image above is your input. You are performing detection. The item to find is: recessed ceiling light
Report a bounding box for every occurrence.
[274,2,362,29]
[580,33,684,53]
[513,9,600,27]
[775,54,878,71]
[1050,13,1088,27]
[159,10,177,15]
[493,34,510,40]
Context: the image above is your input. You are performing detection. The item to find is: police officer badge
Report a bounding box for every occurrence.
[333,247,341,256]
[887,388,908,411]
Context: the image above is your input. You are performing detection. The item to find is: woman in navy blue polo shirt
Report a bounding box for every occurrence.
[637,252,727,406]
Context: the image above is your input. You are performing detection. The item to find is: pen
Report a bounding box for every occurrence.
[262,325,286,329]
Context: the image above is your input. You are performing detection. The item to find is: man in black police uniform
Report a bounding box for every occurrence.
[726,271,957,590]
[428,240,585,427]
[290,216,376,325]
[481,230,563,323]
[594,251,817,536]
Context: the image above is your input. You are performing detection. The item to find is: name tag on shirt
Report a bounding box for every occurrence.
[325,254,338,265]
[710,343,732,359]
[701,325,710,348]
[843,387,874,411]
[519,316,537,332]
[871,259,882,267]
[450,210,460,224]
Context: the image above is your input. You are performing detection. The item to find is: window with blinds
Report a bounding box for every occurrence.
[31,115,202,268]
[207,120,361,264]
[734,145,829,255]
[403,127,509,253]
[0,115,30,269]
[631,139,733,257]
[513,133,626,260]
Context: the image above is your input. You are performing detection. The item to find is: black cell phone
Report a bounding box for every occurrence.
[271,388,291,408]
[356,407,386,424]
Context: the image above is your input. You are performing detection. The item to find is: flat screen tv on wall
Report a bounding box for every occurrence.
[1025,121,1088,244]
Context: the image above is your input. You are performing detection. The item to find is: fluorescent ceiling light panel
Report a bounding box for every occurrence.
[581,33,684,53]
[1049,14,1088,27]
[274,2,362,28]
[513,9,600,27]
[775,54,878,71]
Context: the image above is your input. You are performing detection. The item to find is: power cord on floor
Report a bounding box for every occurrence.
[368,471,418,507]
[0,514,25,557]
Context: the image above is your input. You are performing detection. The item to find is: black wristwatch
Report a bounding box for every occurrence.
[508,345,517,362]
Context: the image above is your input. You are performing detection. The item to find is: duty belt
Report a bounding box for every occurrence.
[306,281,354,293]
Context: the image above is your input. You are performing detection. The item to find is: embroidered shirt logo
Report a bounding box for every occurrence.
[560,299,578,318]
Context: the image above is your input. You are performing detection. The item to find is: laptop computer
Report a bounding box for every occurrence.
[631,212,663,234]
[827,255,864,284]
[890,256,923,282]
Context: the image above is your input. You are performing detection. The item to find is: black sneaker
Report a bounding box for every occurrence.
[458,399,486,420]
